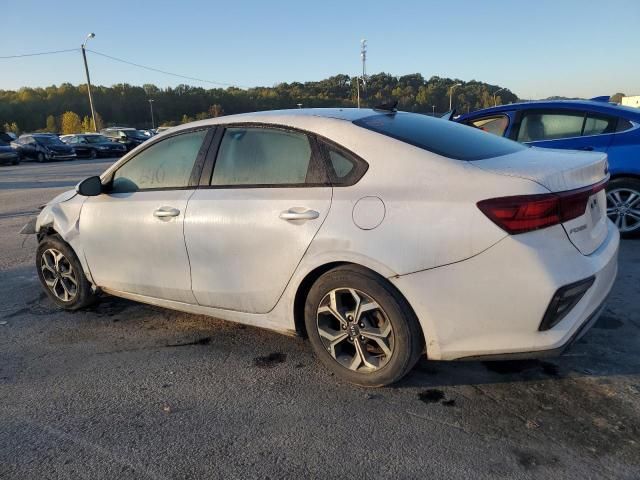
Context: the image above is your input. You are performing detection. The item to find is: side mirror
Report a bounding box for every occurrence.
[76,176,103,196]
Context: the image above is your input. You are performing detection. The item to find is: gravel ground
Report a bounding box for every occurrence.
[1,159,639,479]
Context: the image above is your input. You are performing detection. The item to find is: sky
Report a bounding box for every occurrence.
[2,0,639,99]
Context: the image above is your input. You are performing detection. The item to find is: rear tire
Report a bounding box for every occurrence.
[89,149,97,159]
[304,265,423,387]
[606,177,640,238]
[36,235,97,310]
[37,152,45,162]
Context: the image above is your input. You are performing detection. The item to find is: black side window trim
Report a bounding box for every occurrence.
[200,123,331,189]
[104,126,215,193]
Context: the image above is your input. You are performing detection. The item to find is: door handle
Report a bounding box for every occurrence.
[153,207,180,218]
[580,146,594,151]
[279,209,320,221]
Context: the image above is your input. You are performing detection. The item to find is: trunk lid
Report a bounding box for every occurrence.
[474,147,609,255]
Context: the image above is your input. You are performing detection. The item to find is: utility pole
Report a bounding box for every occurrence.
[148,99,155,129]
[81,33,98,132]
[432,105,436,116]
[449,83,462,111]
[493,87,505,107]
[357,39,367,108]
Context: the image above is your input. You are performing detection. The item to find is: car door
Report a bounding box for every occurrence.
[21,136,36,158]
[514,109,616,153]
[184,125,332,314]
[80,127,213,303]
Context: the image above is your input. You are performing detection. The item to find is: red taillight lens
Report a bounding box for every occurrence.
[477,179,607,235]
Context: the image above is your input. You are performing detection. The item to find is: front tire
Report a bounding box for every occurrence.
[89,149,97,159]
[304,265,423,387]
[607,177,640,238]
[37,152,45,162]
[36,236,97,310]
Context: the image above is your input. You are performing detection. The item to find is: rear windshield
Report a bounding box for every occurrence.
[353,112,525,161]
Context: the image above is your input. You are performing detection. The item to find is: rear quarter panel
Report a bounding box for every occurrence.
[297,123,549,277]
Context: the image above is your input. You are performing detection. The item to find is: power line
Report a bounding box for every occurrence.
[0,48,79,59]
[86,49,247,88]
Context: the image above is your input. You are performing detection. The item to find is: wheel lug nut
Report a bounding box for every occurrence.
[342,325,347,330]
[360,335,365,340]
[359,323,364,328]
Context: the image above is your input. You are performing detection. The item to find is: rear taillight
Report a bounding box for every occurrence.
[477,179,607,235]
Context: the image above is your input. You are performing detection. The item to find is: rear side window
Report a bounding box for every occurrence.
[470,115,509,137]
[517,112,584,142]
[353,113,524,161]
[583,114,617,136]
[211,127,317,186]
[616,118,634,132]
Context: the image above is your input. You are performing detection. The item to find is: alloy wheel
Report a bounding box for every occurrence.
[40,248,78,302]
[316,288,395,373]
[606,188,640,233]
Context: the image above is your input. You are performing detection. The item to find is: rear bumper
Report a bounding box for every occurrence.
[390,221,619,360]
[454,298,607,361]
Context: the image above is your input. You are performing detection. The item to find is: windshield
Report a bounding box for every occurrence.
[353,112,525,161]
[36,136,65,146]
[84,135,110,144]
[124,130,147,140]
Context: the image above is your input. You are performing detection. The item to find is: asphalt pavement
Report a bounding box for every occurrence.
[1,158,639,479]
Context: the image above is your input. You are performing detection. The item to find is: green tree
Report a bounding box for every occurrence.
[61,111,82,134]
[610,92,626,104]
[45,115,57,132]
[208,104,224,117]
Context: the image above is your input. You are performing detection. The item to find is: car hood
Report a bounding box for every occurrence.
[46,144,74,152]
[46,189,77,206]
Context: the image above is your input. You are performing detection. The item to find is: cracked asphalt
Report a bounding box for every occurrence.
[1,159,639,479]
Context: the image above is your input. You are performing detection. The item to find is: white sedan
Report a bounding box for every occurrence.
[25,108,619,386]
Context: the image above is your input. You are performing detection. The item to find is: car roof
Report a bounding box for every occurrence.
[166,108,386,135]
[459,99,640,121]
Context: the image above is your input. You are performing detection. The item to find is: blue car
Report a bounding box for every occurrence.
[457,98,640,236]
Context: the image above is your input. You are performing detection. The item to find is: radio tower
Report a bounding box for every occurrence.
[357,39,367,108]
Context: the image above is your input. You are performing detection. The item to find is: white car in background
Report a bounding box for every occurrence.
[24,108,619,386]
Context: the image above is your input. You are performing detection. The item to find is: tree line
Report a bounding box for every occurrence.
[0,73,520,134]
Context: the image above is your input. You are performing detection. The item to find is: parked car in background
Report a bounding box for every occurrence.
[457,98,640,236]
[100,128,149,151]
[25,109,618,386]
[0,133,20,165]
[61,133,127,158]
[13,134,76,162]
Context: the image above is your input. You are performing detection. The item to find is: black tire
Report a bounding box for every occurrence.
[36,235,97,310]
[607,177,640,238]
[12,159,19,165]
[89,149,97,159]
[37,152,45,162]
[304,265,423,387]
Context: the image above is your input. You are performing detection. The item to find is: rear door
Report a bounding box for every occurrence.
[514,109,616,153]
[184,125,332,313]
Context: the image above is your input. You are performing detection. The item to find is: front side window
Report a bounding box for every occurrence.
[470,115,509,137]
[111,129,207,193]
[211,127,315,186]
[517,111,584,142]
